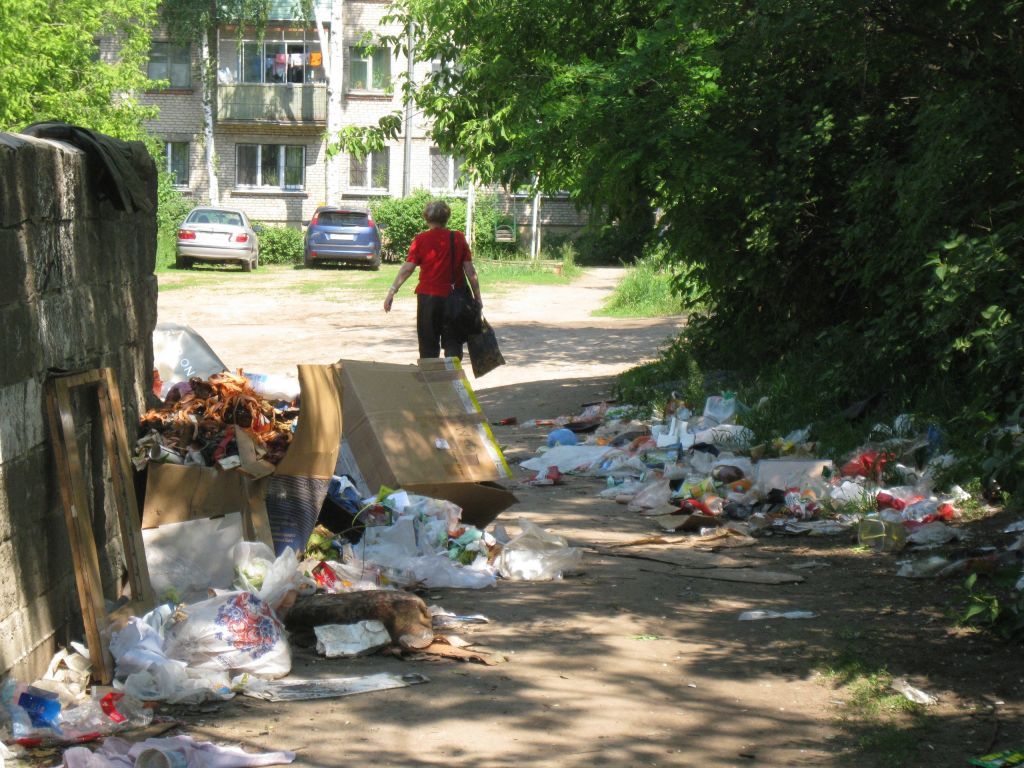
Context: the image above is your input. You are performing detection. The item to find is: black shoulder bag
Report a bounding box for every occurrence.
[443,230,482,342]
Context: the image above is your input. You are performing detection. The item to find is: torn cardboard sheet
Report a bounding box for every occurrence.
[336,358,517,527]
[243,673,428,702]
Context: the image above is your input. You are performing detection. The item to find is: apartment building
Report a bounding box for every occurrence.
[140,0,586,238]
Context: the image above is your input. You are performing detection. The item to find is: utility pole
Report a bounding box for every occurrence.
[530,177,541,260]
[402,21,414,197]
[324,0,344,205]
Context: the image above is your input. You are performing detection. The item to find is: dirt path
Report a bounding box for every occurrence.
[153,267,1023,768]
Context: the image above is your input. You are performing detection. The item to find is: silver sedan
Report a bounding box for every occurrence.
[176,207,260,271]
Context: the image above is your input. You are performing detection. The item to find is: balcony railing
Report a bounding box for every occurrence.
[216,84,327,124]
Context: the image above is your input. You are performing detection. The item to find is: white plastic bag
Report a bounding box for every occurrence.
[520,445,613,474]
[497,520,583,581]
[232,543,309,613]
[626,479,672,512]
[702,394,737,426]
[163,591,291,679]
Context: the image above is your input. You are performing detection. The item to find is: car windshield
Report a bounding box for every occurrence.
[318,211,369,227]
[188,210,244,227]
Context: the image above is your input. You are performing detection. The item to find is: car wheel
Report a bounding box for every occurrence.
[304,251,315,269]
[252,251,259,270]
[175,254,191,269]
[369,251,382,271]
[241,258,252,273]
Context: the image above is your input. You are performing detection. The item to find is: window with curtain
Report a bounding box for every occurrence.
[236,144,305,189]
[349,148,390,190]
[148,42,191,87]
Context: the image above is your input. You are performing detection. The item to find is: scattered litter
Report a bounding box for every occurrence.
[62,734,296,768]
[314,622,392,658]
[738,610,818,621]
[495,520,583,581]
[890,677,938,706]
[970,748,1024,767]
[790,560,830,570]
[243,672,429,702]
[1004,520,1024,534]
[429,607,490,628]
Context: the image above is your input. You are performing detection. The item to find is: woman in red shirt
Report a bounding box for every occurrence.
[383,200,482,360]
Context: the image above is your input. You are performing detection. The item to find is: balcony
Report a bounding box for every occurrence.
[216,84,326,125]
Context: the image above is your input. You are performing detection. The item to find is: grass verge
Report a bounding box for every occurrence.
[818,650,933,766]
[595,258,685,318]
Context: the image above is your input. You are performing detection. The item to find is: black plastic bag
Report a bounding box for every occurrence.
[467,318,505,378]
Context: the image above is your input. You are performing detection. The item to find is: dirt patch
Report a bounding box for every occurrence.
[151,267,1023,767]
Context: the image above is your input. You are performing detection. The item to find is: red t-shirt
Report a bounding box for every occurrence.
[407,228,472,296]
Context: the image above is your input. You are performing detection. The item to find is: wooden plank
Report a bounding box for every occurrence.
[96,368,154,608]
[46,380,113,683]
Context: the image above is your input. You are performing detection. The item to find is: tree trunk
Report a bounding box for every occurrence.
[200,28,218,206]
[325,0,344,205]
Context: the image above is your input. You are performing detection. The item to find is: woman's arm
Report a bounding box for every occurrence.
[384,261,418,312]
[463,261,483,308]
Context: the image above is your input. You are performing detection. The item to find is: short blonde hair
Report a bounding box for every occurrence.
[424,200,451,225]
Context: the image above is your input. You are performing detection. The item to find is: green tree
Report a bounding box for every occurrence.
[0,0,160,139]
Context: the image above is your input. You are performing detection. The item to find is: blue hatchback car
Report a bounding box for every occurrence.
[304,206,382,269]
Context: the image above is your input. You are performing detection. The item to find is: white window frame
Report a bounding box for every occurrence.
[235,144,306,190]
[349,148,390,191]
[348,45,391,92]
[429,147,466,192]
[220,33,325,85]
[164,141,190,187]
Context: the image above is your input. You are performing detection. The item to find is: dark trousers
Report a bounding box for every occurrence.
[417,293,464,360]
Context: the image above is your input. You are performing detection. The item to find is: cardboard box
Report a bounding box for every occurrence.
[142,364,344,547]
[337,358,517,528]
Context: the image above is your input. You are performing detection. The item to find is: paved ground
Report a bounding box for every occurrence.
[150,264,1023,768]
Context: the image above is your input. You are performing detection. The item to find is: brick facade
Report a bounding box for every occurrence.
[138,5,588,234]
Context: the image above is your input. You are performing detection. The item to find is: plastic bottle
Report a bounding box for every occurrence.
[857,516,907,553]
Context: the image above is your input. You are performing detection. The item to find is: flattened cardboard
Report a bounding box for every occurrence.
[274,364,343,478]
[337,358,516,527]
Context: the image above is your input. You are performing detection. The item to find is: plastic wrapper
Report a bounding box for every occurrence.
[163,592,291,679]
[626,480,672,512]
[496,520,583,581]
[520,445,615,474]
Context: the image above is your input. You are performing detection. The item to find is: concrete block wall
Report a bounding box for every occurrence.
[0,132,158,681]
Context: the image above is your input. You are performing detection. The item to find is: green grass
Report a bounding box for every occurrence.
[818,651,933,766]
[595,258,685,317]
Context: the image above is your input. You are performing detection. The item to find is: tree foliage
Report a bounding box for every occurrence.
[0,0,160,139]
[375,0,1024,489]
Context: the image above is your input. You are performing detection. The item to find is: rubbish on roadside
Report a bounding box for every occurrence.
[1,680,153,747]
[523,466,564,486]
[337,358,516,527]
[890,677,937,706]
[495,519,583,580]
[142,513,244,602]
[152,323,229,399]
[754,459,832,495]
[62,733,296,768]
[242,673,429,702]
[546,428,578,447]
[314,621,392,657]
[738,610,818,621]
[244,371,301,402]
[30,647,93,704]
[1004,520,1024,534]
[858,516,908,552]
[499,417,518,426]
[429,607,490,628]
[284,591,434,650]
[521,444,614,475]
[970,748,1024,767]
[895,555,952,578]
[397,639,506,666]
[905,521,963,547]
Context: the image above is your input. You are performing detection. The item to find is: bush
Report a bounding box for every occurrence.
[156,172,194,270]
[256,224,304,265]
[574,221,648,266]
[369,190,504,261]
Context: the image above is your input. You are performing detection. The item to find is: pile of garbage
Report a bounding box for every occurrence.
[135,371,297,470]
[519,394,1024,588]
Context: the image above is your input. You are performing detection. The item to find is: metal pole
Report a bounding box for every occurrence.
[402,22,414,197]
[530,177,541,260]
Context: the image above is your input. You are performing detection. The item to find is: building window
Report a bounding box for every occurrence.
[349,148,390,190]
[430,147,466,191]
[348,46,391,91]
[218,38,324,85]
[148,42,191,88]
[236,144,305,189]
[165,142,190,186]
